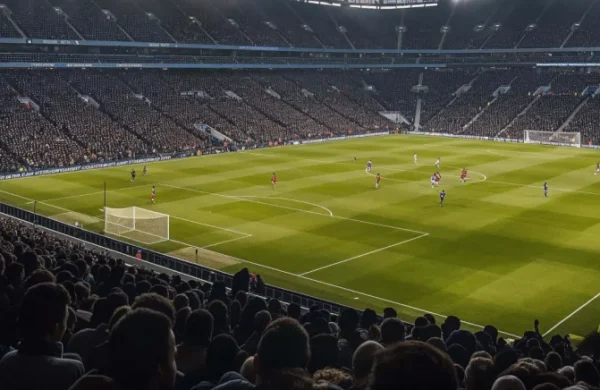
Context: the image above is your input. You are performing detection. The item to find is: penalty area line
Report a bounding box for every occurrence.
[192,245,519,339]
[0,188,251,248]
[300,233,429,276]
[234,195,334,217]
[542,291,600,337]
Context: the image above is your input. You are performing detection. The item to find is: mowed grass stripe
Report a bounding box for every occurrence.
[0,135,599,336]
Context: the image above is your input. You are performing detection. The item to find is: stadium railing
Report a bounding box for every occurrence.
[0,201,346,315]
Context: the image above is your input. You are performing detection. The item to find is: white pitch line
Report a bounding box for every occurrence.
[184,242,520,338]
[201,235,253,249]
[235,196,334,217]
[167,231,519,338]
[167,184,333,218]
[2,188,252,243]
[487,149,505,156]
[0,187,518,338]
[169,214,251,236]
[37,184,148,203]
[0,190,74,214]
[161,183,428,235]
[0,189,34,202]
[300,233,429,276]
[542,291,600,337]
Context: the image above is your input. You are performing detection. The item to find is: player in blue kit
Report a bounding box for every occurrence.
[544,182,548,198]
[440,190,446,207]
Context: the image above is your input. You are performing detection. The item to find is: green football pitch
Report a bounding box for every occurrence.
[1,135,599,339]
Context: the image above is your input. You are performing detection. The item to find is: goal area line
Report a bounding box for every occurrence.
[104,222,170,245]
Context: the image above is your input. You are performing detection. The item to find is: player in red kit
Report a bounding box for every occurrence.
[461,168,468,183]
[151,186,156,204]
[271,173,277,190]
[435,172,441,186]
[376,173,381,189]
[595,162,599,176]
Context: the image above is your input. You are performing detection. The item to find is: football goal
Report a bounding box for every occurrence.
[104,207,170,244]
[524,130,581,148]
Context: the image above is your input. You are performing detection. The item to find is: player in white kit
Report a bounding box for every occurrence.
[414,153,418,165]
[435,158,440,169]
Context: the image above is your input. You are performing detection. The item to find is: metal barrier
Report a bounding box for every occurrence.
[0,202,344,315]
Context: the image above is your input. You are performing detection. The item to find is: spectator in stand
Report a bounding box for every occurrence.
[253,318,312,389]
[352,341,384,390]
[465,357,496,390]
[369,341,458,390]
[0,283,84,390]
[574,359,600,388]
[380,317,406,347]
[209,300,231,338]
[131,292,176,324]
[86,305,132,374]
[203,334,242,385]
[492,375,527,390]
[242,310,272,356]
[66,291,128,369]
[176,309,214,389]
[308,334,339,374]
[71,308,177,390]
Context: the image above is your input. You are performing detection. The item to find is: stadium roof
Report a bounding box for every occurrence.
[294,0,438,10]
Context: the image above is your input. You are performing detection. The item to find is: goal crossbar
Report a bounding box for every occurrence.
[104,206,170,244]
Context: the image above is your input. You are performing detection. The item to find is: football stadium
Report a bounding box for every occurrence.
[0,0,600,389]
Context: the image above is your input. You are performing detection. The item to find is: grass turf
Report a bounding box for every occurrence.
[0,135,599,338]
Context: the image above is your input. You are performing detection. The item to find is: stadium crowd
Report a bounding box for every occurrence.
[1,67,600,173]
[0,69,394,173]
[1,216,600,390]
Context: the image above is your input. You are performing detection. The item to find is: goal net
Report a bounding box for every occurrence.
[524,130,581,148]
[104,207,170,244]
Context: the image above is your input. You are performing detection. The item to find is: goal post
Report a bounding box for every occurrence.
[104,206,170,244]
[524,130,581,148]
